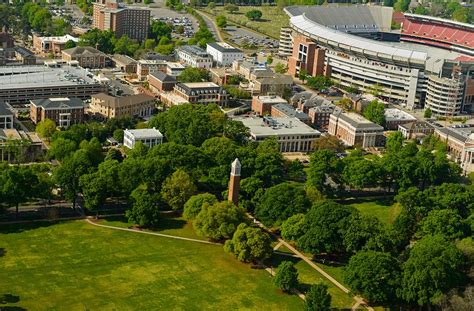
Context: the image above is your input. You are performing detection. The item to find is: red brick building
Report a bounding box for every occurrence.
[148,72,177,94]
[288,35,326,78]
[251,95,288,116]
[30,97,85,129]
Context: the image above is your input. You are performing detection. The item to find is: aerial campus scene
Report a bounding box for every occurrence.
[0,0,473,310]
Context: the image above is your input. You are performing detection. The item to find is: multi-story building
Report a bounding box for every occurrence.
[384,108,417,130]
[435,125,474,173]
[176,45,213,69]
[32,34,79,56]
[237,116,321,153]
[232,59,272,80]
[124,128,163,149]
[251,74,293,96]
[148,72,177,93]
[93,0,150,41]
[89,93,155,119]
[251,95,288,116]
[61,46,106,68]
[290,91,332,114]
[167,82,229,106]
[112,54,137,73]
[279,27,293,58]
[166,62,186,76]
[398,121,434,139]
[284,5,474,113]
[0,129,44,163]
[30,97,85,128]
[137,60,167,80]
[206,42,244,67]
[0,65,106,104]
[271,103,311,124]
[10,47,36,65]
[328,111,385,147]
[0,101,14,129]
[308,105,336,129]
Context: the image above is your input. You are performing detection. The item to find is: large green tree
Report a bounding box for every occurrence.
[274,261,298,292]
[304,284,331,311]
[161,169,196,211]
[344,251,400,304]
[400,235,465,306]
[224,223,272,263]
[363,100,385,127]
[183,193,217,220]
[126,185,159,227]
[194,201,247,241]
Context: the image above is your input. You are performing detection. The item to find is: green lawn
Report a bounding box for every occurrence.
[0,220,304,310]
[204,6,289,39]
[346,199,401,225]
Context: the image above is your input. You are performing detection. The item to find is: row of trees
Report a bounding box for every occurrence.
[388,0,473,24]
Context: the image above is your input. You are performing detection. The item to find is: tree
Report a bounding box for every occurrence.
[274,63,287,74]
[64,39,77,49]
[400,235,465,306]
[343,214,387,253]
[344,251,400,304]
[126,185,159,227]
[245,9,262,21]
[224,4,238,14]
[207,2,215,9]
[112,128,124,143]
[35,119,56,141]
[161,169,196,210]
[417,209,465,240]
[1,166,39,219]
[54,149,92,210]
[144,38,156,50]
[216,15,227,28]
[297,201,356,254]
[255,182,310,227]
[385,131,403,153]
[178,67,209,83]
[304,284,331,311]
[194,201,247,241]
[307,75,333,91]
[183,193,217,220]
[424,107,432,119]
[224,223,272,263]
[274,261,298,292]
[48,138,77,161]
[452,7,468,23]
[342,158,380,190]
[149,20,172,40]
[363,100,385,127]
[281,213,307,242]
[306,149,338,192]
[311,135,344,153]
[266,55,273,65]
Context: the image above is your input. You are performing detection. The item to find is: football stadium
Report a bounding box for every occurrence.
[282,5,474,116]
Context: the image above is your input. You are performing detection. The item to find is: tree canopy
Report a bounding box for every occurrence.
[224,223,272,263]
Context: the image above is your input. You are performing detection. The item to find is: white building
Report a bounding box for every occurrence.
[206,42,244,67]
[0,101,13,129]
[237,116,320,152]
[176,45,213,69]
[166,62,185,76]
[123,127,163,149]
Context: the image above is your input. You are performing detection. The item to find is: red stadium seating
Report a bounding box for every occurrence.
[401,17,474,50]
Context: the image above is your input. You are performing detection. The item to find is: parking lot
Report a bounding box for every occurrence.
[225,25,279,50]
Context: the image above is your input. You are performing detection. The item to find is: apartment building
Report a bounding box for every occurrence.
[328,111,384,147]
[30,97,85,128]
[238,116,321,153]
[61,46,106,68]
[124,128,163,149]
[137,59,167,80]
[93,0,150,41]
[161,82,229,106]
[176,45,213,69]
[112,54,137,73]
[89,93,155,119]
[206,42,243,67]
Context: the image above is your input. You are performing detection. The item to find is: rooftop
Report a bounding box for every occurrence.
[398,120,433,131]
[112,54,137,65]
[0,101,12,116]
[384,108,417,122]
[92,93,155,108]
[254,95,287,104]
[30,97,84,109]
[237,116,320,137]
[336,111,384,130]
[180,82,220,89]
[149,71,176,82]
[0,65,100,90]
[62,46,104,56]
[207,42,243,53]
[125,128,163,139]
[178,45,211,58]
[272,103,310,120]
[36,34,79,44]
[436,125,474,143]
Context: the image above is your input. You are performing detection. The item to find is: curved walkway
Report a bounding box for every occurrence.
[85,218,220,246]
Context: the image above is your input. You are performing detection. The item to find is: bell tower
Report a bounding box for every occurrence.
[228,158,241,206]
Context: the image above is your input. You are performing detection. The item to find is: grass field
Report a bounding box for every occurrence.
[204,6,289,39]
[346,199,401,225]
[0,220,304,310]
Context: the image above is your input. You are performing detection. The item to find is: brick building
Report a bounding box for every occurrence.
[288,35,326,78]
[148,72,177,93]
[32,34,79,56]
[30,97,85,128]
[61,46,106,68]
[89,93,155,119]
[328,111,384,147]
[251,95,287,116]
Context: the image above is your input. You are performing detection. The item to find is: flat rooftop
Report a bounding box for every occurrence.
[125,128,163,139]
[255,95,287,104]
[181,82,220,88]
[384,108,417,122]
[237,116,320,137]
[0,65,99,90]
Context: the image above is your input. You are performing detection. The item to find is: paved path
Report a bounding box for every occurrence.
[248,215,373,311]
[85,218,220,246]
[195,10,224,42]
